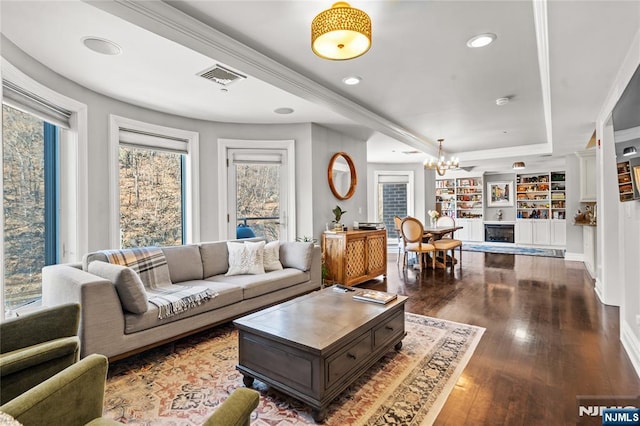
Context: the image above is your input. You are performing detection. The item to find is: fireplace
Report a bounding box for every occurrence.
[485,224,515,243]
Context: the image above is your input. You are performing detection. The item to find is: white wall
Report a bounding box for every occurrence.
[596,27,640,377]
[312,124,368,241]
[564,155,584,256]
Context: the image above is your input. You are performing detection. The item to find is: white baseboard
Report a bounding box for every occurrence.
[621,320,640,380]
[594,280,605,304]
[564,252,584,262]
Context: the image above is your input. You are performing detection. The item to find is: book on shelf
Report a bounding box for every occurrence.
[352,289,398,304]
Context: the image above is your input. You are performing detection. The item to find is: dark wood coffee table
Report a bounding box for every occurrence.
[234,287,407,422]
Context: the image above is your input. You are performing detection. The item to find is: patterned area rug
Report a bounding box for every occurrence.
[103,313,484,425]
[462,243,565,258]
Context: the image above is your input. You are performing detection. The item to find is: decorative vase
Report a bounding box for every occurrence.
[430,218,437,228]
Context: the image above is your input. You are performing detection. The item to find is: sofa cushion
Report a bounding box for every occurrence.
[87,261,148,314]
[280,242,314,271]
[199,241,229,277]
[263,241,283,272]
[226,241,265,276]
[123,281,243,334]
[161,245,204,283]
[208,269,309,299]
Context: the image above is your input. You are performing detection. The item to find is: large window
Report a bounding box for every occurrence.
[119,145,184,247]
[2,104,58,310]
[110,116,199,248]
[2,65,87,319]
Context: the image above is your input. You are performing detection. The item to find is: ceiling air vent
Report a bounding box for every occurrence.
[197,65,246,87]
[401,150,422,155]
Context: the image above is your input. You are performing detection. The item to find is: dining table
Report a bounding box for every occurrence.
[422,225,463,268]
[423,225,463,241]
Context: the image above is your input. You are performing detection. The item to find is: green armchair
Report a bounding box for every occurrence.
[0,303,81,405]
[1,354,260,426]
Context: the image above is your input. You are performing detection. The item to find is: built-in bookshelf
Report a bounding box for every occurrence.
[516,171,566,219]
[550,172,566,219]
[455,177,483,219]
[435,179,456,218]
[617,161,634,201]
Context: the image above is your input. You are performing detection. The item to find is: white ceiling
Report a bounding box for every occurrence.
[2,0,639,172]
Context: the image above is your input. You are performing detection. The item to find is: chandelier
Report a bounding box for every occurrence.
[312,2,372,60]
[424,139,460,176]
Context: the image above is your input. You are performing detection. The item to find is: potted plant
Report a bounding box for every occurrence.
[332,205,347,231]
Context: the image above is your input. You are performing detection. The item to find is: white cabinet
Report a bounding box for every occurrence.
[515,220,533,244]
[550,219,566,246]
[583,225,596,278]
[577,150,596,202]
[456,218,483,242]
[532,220,550,245]
[516,219,558,245]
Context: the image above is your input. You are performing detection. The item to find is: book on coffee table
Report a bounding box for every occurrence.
[352,289,398,304]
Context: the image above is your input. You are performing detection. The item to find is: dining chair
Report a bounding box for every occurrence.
[433,216,463,269]
[400,217,436,272]
[393,215,404,265]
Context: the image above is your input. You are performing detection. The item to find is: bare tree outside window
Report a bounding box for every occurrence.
[235,163,280,241]
[119,146,183,248]
[2,105,46,310]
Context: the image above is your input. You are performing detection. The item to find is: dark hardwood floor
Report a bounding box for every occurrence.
[360,251,640,425]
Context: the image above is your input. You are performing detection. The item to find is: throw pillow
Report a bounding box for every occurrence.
[280,241,314,271]
[88,261,148,314]
[263,241,283,272]
[226,241,266,276]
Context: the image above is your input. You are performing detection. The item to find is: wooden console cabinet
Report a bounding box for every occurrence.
[322,229,387,286]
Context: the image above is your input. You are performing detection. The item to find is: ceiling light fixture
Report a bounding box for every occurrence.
[424,139,460,176]
[82,37,122,55]
[466,33,497,48]
[512,161,526,170]
[274,107,294,115]
[496,97,510,106]
[342,76,362,85]
[312,2,372,60]
[623,146,637,156]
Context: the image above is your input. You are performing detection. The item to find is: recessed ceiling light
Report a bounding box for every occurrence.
[274,107,294,115]
[82,37,122,55]
[466,33,497,48]
[342,76,362,86]
[512,161,526,170]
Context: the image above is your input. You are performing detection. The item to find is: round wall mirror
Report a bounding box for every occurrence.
[328,152,357,200]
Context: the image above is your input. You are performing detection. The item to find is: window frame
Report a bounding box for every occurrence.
[217,139,296,241]
[373,170,415,218]
[1,59,88,318]
[108,115,200,248]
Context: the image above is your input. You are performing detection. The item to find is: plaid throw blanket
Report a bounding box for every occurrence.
[103,247,216,320]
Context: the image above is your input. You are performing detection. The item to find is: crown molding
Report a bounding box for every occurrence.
[85,0,439,156]
[614,125,640,142]
[532,0,553,150]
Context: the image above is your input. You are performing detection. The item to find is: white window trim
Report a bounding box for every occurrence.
[373,170,415,220]
[1,59,89,319]
[217,139,296,241]
[108,115,200,248]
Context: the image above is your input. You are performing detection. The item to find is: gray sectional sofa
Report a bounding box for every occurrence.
[42,239,321,360]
